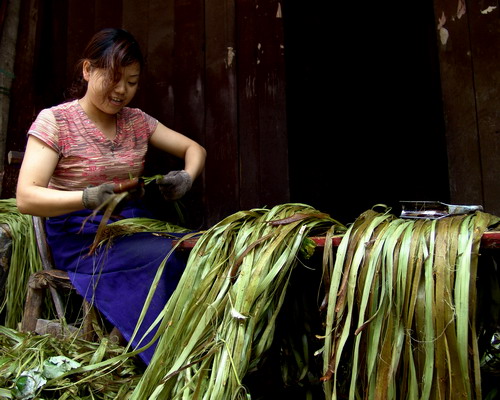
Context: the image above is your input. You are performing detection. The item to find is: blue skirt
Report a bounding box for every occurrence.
[45,204,189,364]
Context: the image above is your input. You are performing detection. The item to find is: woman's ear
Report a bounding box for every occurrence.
[82,60,91,82]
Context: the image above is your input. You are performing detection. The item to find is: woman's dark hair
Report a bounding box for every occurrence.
[65,28,144,100]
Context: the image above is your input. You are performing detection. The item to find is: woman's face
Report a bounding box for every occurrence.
[83,61,140,115]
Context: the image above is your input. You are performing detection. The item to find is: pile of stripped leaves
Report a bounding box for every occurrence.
[0,326,144,399]
[128,203,345,399]
[320,206,500,400]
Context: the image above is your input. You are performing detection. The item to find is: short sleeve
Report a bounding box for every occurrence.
[28,109,60,153]
[120,107,158,140]
[143,111,158,138]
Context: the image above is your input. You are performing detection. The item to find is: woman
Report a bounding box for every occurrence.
[16,28,206,364]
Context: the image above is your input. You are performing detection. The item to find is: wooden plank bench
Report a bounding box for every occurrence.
[173,230,500,250]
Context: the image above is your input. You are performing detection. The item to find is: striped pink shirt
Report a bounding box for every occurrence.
[28,100,158,190]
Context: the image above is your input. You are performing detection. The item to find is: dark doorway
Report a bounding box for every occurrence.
[283,1,450,224]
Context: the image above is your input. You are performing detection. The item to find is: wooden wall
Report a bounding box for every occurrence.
[2,0,289,228]
[432,0,500,217]
[2,0,498,228]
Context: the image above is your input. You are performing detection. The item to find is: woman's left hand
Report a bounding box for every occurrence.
[156,170,192,201]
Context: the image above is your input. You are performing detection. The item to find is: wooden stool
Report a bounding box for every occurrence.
[20,216,98,341]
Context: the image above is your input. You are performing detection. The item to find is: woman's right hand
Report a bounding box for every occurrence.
[82,183,116,209]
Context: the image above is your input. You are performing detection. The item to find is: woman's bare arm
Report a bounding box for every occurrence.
[16,136,85,217]
[149,122,206,180]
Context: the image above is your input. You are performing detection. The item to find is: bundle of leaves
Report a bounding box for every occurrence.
[128,203,346,399]
[320,206,500,400]
[0,199,42,328]
[2,198,499,399]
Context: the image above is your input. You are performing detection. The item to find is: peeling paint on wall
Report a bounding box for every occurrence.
[437,12,446,31]
[439,28,449,45]
[481,6,497,14]
[436,0,494,47]
[437,12,449,45]
[245,75,256,98]
[457,0,466,18]
[226,47,235,68]
[265,72,278,99]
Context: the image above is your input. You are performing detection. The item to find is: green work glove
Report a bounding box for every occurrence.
[82,183,115,209]
[156,170,192,201]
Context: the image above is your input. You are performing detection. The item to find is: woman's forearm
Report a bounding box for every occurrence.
[16,186,85,217]
[183,143,207,180]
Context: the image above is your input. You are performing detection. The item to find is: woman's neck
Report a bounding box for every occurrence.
[78,98,117,139]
